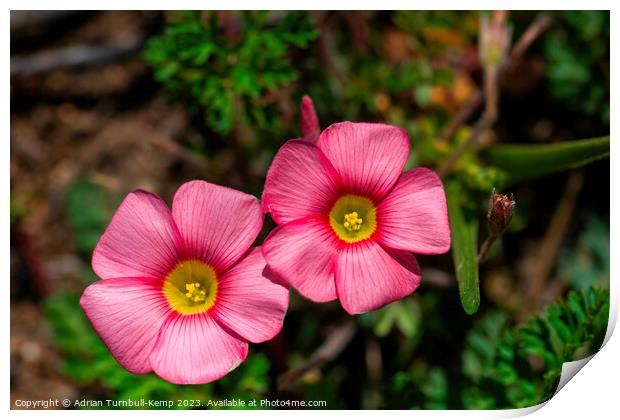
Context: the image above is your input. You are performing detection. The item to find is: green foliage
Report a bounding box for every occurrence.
[359,297,422,339]
[544,11,610,122]
[386,365,449,409]
[338,56,452,118]
[461,287,609,408]
[486,136,610,186]
[45,292,272,409]
[559,217,610,291]
[64,177,120,255]
[446,181,480,315]
[297,11,476,127]
[144,11,317,135]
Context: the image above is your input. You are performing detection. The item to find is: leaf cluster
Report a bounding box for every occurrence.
[544,11,610,122]
[144,11,317,134]
[461,287,609,408]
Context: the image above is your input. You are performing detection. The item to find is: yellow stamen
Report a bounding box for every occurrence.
[184,283,207,303]
[163,260,218,315]
[329,194,377,243]
[343,212,363,231]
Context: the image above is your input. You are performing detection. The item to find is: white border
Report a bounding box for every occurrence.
[4,3,616,419]
[1,1,617,10]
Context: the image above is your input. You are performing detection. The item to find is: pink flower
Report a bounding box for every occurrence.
[262,122,450,315]
[80,181,289,384]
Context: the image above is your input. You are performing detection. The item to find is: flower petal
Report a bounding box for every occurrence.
[149,313,248,384]
[317,122,410,201]
[211,247,289,343]
[80,277,171,374]
[92,190,182,280]
[376,168,450,254]
[335,240,421,315]
[172,180,262,272]
[262,140,341,225]
[262,218,339,302]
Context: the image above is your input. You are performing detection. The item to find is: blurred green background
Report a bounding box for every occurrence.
[10,10,609,409]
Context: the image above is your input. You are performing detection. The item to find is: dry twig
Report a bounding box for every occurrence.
[11,38,144,78]
[522,170,584,318]
[151,137,209,173]
[437,11,508,177]
[277,319,357,391]
[437,13,554,177]
[507,14,553,68]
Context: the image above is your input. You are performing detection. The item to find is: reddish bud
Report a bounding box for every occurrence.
[487,190,515,235]
[301,95,320,143]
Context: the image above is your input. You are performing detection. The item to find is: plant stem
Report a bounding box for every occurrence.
[478,232,499,264]
[520,170,584,319]
[437,13,553,178]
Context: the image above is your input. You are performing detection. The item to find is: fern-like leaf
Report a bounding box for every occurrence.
[461,287,609,409]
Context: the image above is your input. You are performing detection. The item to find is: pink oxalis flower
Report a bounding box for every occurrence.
[262,120,451,315]
[80,181,289,384]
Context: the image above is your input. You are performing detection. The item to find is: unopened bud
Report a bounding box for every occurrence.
[301,95,320,143]
[487,190,515,235]
[479,12,512,68]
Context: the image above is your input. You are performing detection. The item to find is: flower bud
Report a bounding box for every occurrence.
[479,12,512,68]
[301,95,320,143]
[487,190,515,235]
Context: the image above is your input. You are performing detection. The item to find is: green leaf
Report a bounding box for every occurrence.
[486,136,609,185]
[395,299,421,337]
[373,303,398,337]
[446,181,480,314]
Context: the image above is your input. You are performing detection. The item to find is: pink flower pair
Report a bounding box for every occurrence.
[81,104,450,384]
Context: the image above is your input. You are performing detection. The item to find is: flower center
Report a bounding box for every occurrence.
[329,194,377,243]
[163,260,218,315]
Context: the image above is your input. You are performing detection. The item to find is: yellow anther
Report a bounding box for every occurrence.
[343,211,363,232]
[184,282,206,303]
